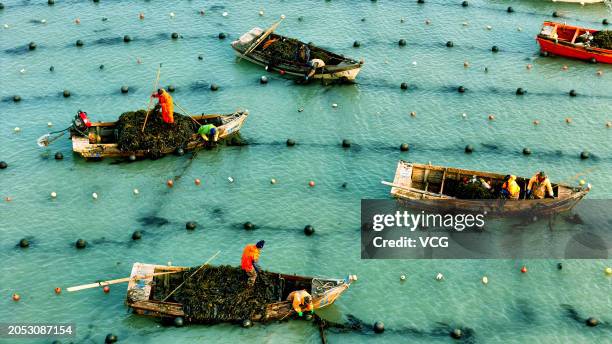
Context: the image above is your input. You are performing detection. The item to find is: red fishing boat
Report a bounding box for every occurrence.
[536,21,612,63]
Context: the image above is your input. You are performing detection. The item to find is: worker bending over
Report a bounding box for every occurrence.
[287,289,314,317]
[198,124,219,143]
[151,88,174,124]
[501,175,521,200]
[527,171,554,199]
[241,240,265,287]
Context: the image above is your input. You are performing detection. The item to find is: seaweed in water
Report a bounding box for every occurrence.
[152,265,281,323]
[116,109,197,158]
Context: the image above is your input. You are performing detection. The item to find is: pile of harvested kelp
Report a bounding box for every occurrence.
[262,38,328,63]
[445,180,497,199]
[153,265,281,323]
[116,109,196,158]
[592,30,612,50]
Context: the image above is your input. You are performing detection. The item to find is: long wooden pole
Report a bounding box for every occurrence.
[241,17,285,58]
[173,101,202,126]
[66,270,183,292]
[161,250,221,302]
[141,64,162,132]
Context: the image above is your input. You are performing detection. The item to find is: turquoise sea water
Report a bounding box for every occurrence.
[1,0,611,343]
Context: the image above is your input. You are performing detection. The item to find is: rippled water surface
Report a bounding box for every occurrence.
[1,0,611,343]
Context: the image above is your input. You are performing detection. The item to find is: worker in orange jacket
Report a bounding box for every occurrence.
[241,240,265,287]
[151,88,174,124]
[287,290,314,317]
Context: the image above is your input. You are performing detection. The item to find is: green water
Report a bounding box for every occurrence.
[1,0,611,343]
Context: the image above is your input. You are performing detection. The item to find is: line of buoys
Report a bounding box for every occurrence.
[123,35,132,43]
[373,321,385,333]
[55,152,64,160]
[76,40,84,47]
[260,76,268,84]
[353,41,360,48]
[243,222,254,230]
[19,238,29,248]
[121,86,129,94]
[210,83,219,91]
[105,333,118,343]
[464,145,473,153]
[580,151,589,160]
[0,161,7,169]
[186,222,197,230]
[400,143,409,152]
[400,82,408,90]
[342,139,351,148]
[398,39,407,46]
[75,239,87,249]
[132,230,142,240]
[304,225,315,236]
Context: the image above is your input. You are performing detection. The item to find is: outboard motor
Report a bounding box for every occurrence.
[73,110,91,133]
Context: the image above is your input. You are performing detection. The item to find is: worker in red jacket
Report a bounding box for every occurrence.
[151,88,174,124]
[241,240,265,287]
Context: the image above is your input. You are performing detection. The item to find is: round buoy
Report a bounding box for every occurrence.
[242,319,252,328]
[47,0,54,5]
[521,266,527,273]
[75,40,84,47]
[373,321,385,334]
[446,41,454,48]
[62,90,71,98]
[436,273,444,281]
[400,143,409,152]
[210,83,219,91]
[175,147,184,156]
[417,0,425,3]
[28,41,37,50]
[12,293,20,301]
[13,95,21,102]
[580,151,589,160]
[304,225,315,236]
[400,274,406,281]
[458,86,466,93]
[123,35,132,43]
[228,176,234,183]
[604,267,612,275]
[104,334,118,343]
[557,262,563,270]
[398,39,407,46]
[516,87,525,95]
[270,178,277,184]
[49,66,55,72]
[341,182,348,188]
[569,89,577,97]
[218,32,227,40]
[243,222,254,230]
[0,161,7,169]
[166,180,174,188]
[523,148,531,155]
[552,11,560,18]
[139,12,145,20]
[174,317,184,327]
[51,191,58,198]
[309,181,315,187]
[507,6,514,13]
[342,139,351,148]
[464,145,473,153]
[132,230,142,240]
[482,276,489,285]
[462,1,468,7]
[54,287,61,294]
[103,286,110,293]
[198,55,204,60]
[195,178,201,186]
[491,45,499,53]
[92,192,98,200]
[19,238,29,248]
[400,82,408,90]
[167,85,175,93]
[260,76,268,84]
[488,114,495,121]
[410,111,416,117]
[186,222,197,230]
[0,3,4,10]
[451,329,462,339]
[129,154,136,161]
[171,32,179,39]
[121,86,129,94]
[533,120,540,125]
[353,41,360,48]
[526,64,533,70]
[586,317,599,327]
[55,152,64,160]
[75,239,87,249]
[286,139,296,147]
[603,19,609,25]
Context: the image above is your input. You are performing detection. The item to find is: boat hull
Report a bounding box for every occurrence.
[537,37,612,63]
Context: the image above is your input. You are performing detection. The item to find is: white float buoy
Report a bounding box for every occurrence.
[280,14,286,19]
[462,22,469,26]
[486,25,492,30]
[20,69,26,74]
[482,276,489,285]
[605,267,612,275]
[133,189,139,195]
[400,274,406,281]
[517,27,523,32]
[412,61,417,65]
[228,176,234,183]
[3,24,9,29]
[332,103,338,108]
[47,122,53,127]
[170,12,175,18]
[14,127,21,132]
[462,113,467,118]
[51,192,57,198]
[41,19,47,24]
[259,10,264,16]
[92,192,98,200]
[436,273,444,281]
[270,178,277,184]
[222,11,228,17]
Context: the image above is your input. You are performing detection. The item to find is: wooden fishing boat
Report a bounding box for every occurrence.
[536,21,612,63]
[125,262,357,324]
[232,24,363,82]
[550,0,604,3]
[70,111,248,159]
[383,161,591,216]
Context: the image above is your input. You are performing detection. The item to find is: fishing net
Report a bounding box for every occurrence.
[153,265,281,323]
[115,109,196,158]
[592,30,612,50]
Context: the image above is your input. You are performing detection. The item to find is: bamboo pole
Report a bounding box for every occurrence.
[161,250,221,302]
[66,270,183,292]
[173,101,202,126]
[241,16,285,59]
[141,64,162,132]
